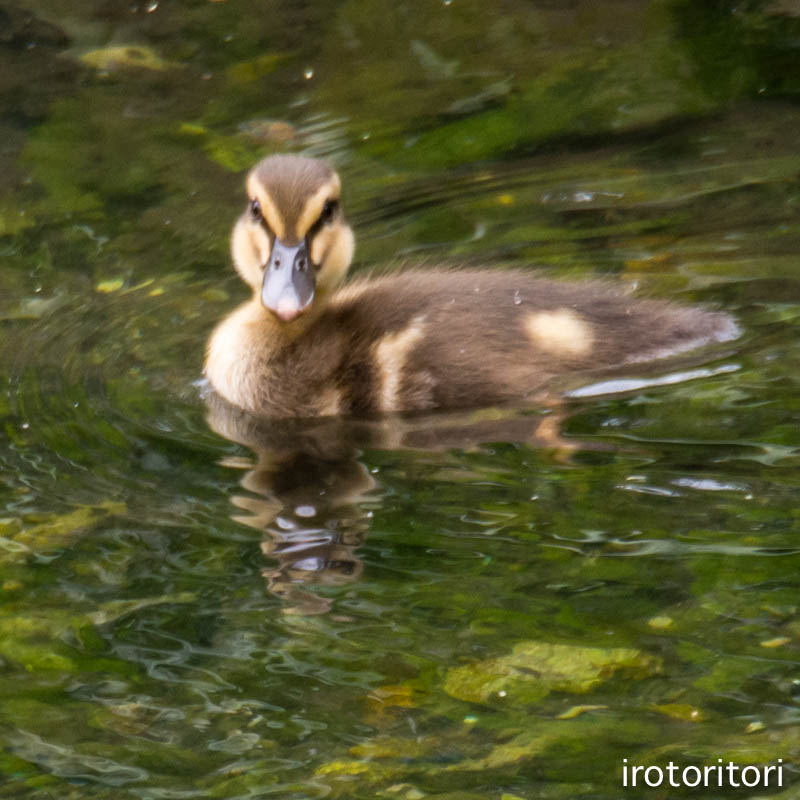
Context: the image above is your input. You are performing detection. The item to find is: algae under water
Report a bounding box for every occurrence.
[1,1,800,798]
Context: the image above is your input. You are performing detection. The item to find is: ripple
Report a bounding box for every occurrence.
[0,283,231,515]
[10,729,150,786]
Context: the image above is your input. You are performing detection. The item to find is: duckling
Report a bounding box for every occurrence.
[205,155,738,419]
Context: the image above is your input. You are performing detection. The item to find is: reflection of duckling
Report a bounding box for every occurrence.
[205,154,738,419]
[205,395,376,615]
[233,449,372,616]
[204,394,575,615]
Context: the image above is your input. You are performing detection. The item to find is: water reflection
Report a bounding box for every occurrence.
[205,389,570,614]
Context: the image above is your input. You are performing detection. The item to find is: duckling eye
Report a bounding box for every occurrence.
[320,199,338,224]
[249,198,262,222]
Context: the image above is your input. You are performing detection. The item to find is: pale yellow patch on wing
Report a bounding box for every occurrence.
[317,386,342,417]
[246,173,286,240]
[525,308,594,357]
[373,316,427,413]
[296,175,341,238]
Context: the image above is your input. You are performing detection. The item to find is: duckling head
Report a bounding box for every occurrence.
[231,155,355,323]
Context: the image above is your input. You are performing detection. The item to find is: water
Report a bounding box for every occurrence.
[2,1,800,798]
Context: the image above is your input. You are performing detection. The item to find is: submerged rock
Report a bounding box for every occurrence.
[444,640,661,705]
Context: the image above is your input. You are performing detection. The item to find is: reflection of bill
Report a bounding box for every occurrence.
[204,388,575,615]
[622,758,784,789]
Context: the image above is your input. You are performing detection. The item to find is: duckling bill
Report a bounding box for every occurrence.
[205,155,738,419]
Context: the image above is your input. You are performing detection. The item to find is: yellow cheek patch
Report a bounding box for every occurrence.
[525,309,594,357]
[315,226,354,295]
[231,219,271,290]
[252,226,272,266]
[310,226,334,266]
[373,317,427,413]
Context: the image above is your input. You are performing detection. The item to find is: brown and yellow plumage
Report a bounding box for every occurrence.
[204,155,737,419]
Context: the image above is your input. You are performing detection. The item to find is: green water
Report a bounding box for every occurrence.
[2,1,800,798]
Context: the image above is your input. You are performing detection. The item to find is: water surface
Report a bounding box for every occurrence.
[2,1,800,798]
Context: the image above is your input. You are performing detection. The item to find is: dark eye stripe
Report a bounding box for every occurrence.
[304,202,338,271]
[307,199,339,242]
[321,199,338,222]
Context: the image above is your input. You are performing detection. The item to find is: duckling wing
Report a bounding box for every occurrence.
[325,269,736,414]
